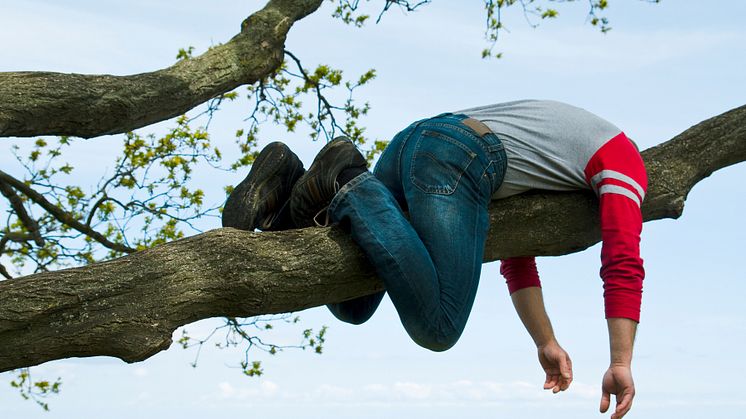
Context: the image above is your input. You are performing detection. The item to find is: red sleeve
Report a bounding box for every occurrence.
[501,257,541,294]
[584,133,648,322]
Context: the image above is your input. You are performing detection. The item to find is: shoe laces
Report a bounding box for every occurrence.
[310,179,341,227]
[313,205,331,227]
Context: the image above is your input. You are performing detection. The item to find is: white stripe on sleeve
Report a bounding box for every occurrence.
[590,170,646,200]
[598,184,641,207]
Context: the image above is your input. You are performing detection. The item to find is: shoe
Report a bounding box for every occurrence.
[290,137,367,228]
[222,141,305,231]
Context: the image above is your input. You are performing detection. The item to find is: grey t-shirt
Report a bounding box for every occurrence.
[457,100,623,199]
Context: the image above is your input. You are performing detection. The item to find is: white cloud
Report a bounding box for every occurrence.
[260,380,279,396]
[217,380,281,400]
[392,382,432,400]
[313,384,355,400]
[218,381,237,398]
[208,378,597,407]
[636,398,746,408]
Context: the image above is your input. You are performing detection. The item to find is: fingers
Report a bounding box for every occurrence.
[545,359,572,393]
[543,374,559,391]
[611,391,634,419]
[550,375,564,394]
[540,347,573,394]
[559,355,573,391]
[600,390,611,413]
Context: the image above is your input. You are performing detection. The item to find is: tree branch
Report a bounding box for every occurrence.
[0,170,135,253]
[0,105,744,372]
[0,0,324,139]
[0,180,45,246]
[0,263,11,280]
[283,50,343,140]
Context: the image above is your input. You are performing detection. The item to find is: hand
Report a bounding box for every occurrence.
[537,340,573,393]
[600,364,635,419]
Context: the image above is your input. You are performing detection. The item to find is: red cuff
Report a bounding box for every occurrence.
[604,283,642,322]
[501,257,541,294]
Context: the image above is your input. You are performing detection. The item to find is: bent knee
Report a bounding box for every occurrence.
[327,304,374,325]
[410,330,461,352]
[337,316,369,326]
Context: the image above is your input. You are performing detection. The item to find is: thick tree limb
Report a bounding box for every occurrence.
[0,0,324,139]
[0,105,744,372]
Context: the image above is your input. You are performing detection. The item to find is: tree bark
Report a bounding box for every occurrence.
[0,104,744,372]
[0,0,323,139]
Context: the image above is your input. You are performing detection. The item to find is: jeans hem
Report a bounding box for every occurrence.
[328,171,374,215]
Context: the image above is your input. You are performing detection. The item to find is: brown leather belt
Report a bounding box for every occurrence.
[461,117,492,137]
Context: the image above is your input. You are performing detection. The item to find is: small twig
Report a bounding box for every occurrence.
[518,0,541,28]
[0,169,135,254]
[281,62,347,140]
[376,0,431,23]
[85,195,111,227]
[284,50,344,140]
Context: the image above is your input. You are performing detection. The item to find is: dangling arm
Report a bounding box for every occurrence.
[502,258,573,393]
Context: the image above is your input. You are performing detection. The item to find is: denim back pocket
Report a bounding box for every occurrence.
[410,129,477,195]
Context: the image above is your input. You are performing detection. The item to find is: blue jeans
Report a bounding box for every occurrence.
[326,113,507,351]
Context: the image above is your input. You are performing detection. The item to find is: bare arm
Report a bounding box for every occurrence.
[510,286,554,346]
[510,286,573,393]
[600,317,637,419]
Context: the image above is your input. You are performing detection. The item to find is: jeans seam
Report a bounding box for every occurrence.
[465,194,486,313]
[392,119,427,182]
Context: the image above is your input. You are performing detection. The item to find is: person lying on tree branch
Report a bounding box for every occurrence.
[223,99,646,419]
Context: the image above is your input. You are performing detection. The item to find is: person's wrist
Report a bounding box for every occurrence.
[607,317,636,367]
[609,348,633,366]
[536,335,558,349]
[609,359,632,368]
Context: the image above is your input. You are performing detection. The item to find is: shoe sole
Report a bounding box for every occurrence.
[222,142,301,230]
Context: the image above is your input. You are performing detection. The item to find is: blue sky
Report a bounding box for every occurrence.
[1,1,745,418]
